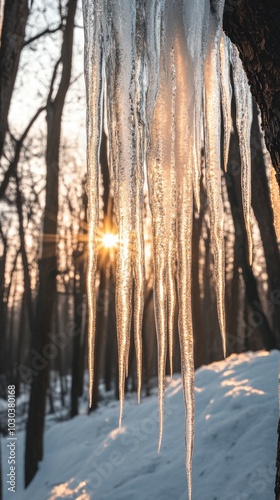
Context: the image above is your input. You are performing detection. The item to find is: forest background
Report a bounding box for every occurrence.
[0,0,280,492]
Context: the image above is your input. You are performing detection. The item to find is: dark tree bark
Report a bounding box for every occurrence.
[226,250,240,354]
[15,291,27,397]
[70,193,87,418]
[223,5,280,496]
[89,262,107,410]
[0,0,29,157]
[104,263,117,393]
[142,288,156,396]
[202,225,222,363]
[226,109,277,351]
[0,249,19,393]
[0,226,8,398]
[250,102,280,341]
[24,0,77,487]
[223,0,280,186]
[15,174,35,336]
[192,202,205,368]
[70,256,84,417]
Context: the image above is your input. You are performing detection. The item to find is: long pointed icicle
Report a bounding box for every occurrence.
[166,51,177,379]
[83,0,103,408]
[173,2,195,497]
[133,0,146,404]
[204,1,226,358]
[147,4,172,451]
[219,33,232,172]
[187,0,209,215]
[232,46,253,265]
[106,0,136,426]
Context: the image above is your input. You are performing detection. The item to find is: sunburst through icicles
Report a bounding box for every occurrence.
[83,1,255,498]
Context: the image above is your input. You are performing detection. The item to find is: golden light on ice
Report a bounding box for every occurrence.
[102,232,118,249]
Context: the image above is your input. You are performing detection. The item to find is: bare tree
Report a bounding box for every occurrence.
[25,0,78,486]
[0,0,29,157]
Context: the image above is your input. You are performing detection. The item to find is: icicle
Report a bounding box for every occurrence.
[82,0,104,408]
[145,0,162,132]
[176,168,194,500]
[132,0,146,404]
[83,0,256,498]
[166,234,176,379]
[105,0,137,426]
[232,46,253,265]
[219,33,232,172]
[147,3,172,450]
[204,0,226,357]
[173,2,196,497]
[166,50,177,378]
[186,0,209,215]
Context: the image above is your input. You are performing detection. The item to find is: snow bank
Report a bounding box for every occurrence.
[2,350,279,499]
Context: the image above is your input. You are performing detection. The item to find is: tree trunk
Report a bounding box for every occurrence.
[226,253,240,354]
[223,5,280,495]
[250,102,280,341]
[89,262,107,411]
[24,0,77,487]
[223,1,280,186]
[0,0,29,157]
[192,207,205,368]
[70,244,86,418]
[226,123,277,351]
[0,230,7,398]
[142,288,156,396]
[104,264,117,392]
[15,175,35,336]
[15,291,27,397]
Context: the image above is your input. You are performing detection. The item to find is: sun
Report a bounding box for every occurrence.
[102,232,118,249]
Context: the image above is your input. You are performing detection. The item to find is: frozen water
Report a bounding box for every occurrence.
[83,0,254,497]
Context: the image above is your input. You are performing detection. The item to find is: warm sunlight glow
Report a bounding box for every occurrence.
[102,232,118,249]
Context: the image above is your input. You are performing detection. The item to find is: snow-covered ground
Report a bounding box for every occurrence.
[1,350,279,500]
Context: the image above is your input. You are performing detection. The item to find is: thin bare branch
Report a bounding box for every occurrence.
[23,24,63,47]
[0,106,46,200]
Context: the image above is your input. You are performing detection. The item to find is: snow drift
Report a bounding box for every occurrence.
[2,350,279,499]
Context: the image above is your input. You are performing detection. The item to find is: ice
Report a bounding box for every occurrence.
[83,0,255,497]
[172,3,195,496]
[219,33,232,172]
[204,0,226,357]
[232,46,253,265]
[166,67,176,380]
[107,0,137,426]
[133,0,146,404]
[82,0,104,407]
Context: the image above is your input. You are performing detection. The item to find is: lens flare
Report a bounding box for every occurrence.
[102,232,118,249]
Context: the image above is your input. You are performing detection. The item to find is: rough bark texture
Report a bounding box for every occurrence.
[0,0,29,157]
[224,3,280,496]
[226,87,278,351]
[192,196,206,368]
[0,227,8,398]
[15,175,35,338]
[223,0,280,186]
[251,102,280,341]
[70,191,87,418]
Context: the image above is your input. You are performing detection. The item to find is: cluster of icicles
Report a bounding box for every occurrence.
[83,0,253,497]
